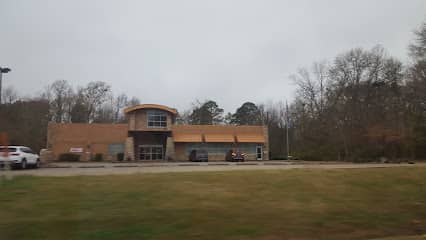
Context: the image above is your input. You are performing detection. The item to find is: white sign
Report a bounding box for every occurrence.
[70,147,83,153]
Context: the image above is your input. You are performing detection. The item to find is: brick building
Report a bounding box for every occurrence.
[47,104,269,161]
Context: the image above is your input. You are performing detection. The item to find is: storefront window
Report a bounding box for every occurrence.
[147,110,167,128]
[139,145,163,160]
[186,143,257,154]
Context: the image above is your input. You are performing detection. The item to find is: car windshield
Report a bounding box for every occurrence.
[0,147,17,152]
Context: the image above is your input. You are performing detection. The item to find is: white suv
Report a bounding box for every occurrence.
[0,146,41,169]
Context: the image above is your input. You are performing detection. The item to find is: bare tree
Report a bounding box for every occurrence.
[409,21,426,61]
[290,61,329,118]
[176,109,191,125]
[1,86,19,104]
[45,80,74,123]
[70,89,88,123]
[258,101,288,158]
[81,81,111,123]
[126,96,140,107]
[113,94,128,123]
[406,21,426,158]
[288,46,406,161]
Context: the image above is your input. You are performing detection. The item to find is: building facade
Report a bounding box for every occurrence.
[47,104,269,161]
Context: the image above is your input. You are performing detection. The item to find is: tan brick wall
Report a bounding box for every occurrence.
[129,113,135,130]
[47,123,128,161]
[165,137,175,160]
[135,111,147,130]
[47,118,270,162]
[263,126,269,160]
[127,110,174,132]
[175,143,187,161]
[209,154,228,161]
[124,137,134,161]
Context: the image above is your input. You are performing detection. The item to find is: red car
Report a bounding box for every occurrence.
[226,150,245,162]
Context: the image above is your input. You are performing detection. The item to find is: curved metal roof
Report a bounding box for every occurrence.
[123,104,178,115]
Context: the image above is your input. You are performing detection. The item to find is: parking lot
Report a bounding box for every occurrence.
[1,161,424,177]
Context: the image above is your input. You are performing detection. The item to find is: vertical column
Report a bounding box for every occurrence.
[124,136,135,161]
[263,126,270,160]
[45,123,57,161]
[164,136,175,161]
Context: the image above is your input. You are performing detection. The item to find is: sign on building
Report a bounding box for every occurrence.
[70,147,84,153]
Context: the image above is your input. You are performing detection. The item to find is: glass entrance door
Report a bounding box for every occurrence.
[256,145,262,160]
[139,145,163,160]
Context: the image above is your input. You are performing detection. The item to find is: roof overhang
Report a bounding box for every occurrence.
[204,134,235,143]
[124,104,178,115]
[172,125,266,144]
[236,135,265,143]
[174,133,203,142]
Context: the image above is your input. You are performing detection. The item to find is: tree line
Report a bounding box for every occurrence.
[1,21,425,161]
[179,22,426,161]
[288,22,426,161]
[0,81,141,151]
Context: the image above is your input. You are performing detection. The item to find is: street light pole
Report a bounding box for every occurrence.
[0,67,12,104]
[286,100,290,159]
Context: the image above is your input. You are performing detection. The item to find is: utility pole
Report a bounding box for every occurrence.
[0,66,12,104]
[286,100,290,159]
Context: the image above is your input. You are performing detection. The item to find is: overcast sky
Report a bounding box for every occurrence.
[1,0,425,113]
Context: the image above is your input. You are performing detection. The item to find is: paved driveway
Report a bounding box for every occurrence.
[0,161,424,177]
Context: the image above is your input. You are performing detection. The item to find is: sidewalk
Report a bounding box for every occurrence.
[42,160,356,169]
[1,161,424,177]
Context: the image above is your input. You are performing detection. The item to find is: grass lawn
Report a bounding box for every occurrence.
[0,167,425,240]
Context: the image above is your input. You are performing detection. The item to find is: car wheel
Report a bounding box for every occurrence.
[21,159,27,170]
[35,159,41,169]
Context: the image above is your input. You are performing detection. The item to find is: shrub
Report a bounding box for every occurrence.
[117,153,124,161]
[58,153,80,162]
[92,153,103,162]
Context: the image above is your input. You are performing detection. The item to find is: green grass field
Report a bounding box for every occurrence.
[0,167,425,240]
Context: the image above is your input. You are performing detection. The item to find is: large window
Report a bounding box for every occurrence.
[147,110,167,128]
[108,143,125,155]
[185,143,257,154]
[139,145,163,160]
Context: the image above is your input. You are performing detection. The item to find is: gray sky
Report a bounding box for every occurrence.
[1,0,425,113]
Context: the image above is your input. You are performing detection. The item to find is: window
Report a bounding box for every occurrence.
[185,143,257,155]
[108,143,125,155]
[21,147,34,154]
[256,145,263,160]
[139,145,163,160]
[147,110,167,128]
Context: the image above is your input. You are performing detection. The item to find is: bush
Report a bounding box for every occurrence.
[117,153,124,161]
[92,153,103,162]
[58,153,80,162]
